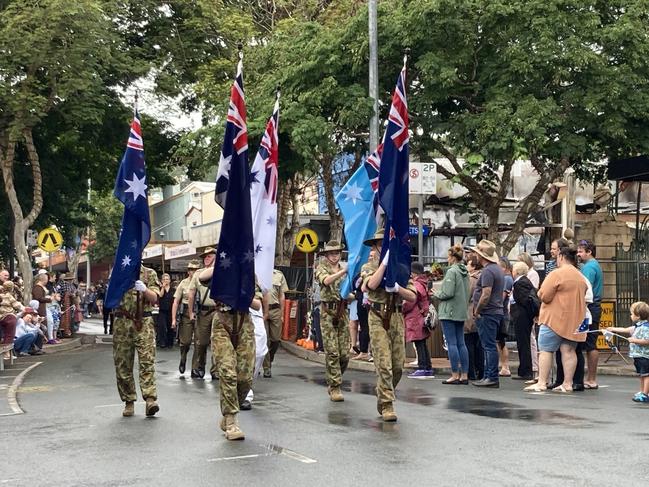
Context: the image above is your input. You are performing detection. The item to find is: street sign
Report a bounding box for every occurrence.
[26,229,37,247]
[37,227,62,253]
[597,301,615,350]
[409,162,437,195]
[295,228,319,253]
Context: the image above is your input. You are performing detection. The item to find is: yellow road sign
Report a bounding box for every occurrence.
[597,301,615,350]
[295,228,318,253]
[37,227,62,253]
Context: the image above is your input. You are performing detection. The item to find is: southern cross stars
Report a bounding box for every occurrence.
[243,250,254,263]
[121,255,132,268]
[124,173,147,201]
[343,182,363,205]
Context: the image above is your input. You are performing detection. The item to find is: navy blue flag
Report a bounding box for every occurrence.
[210,57,255,311]
[105,112,151,309]
[378,60,411,288]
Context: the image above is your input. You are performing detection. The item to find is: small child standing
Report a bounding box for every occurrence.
[605,301,649,403]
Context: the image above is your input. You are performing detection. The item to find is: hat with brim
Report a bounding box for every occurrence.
[37,269,48,276]
[319,240,345,255]
[23,307,38,315]
[63,274,75,280]
[200,247,217,257]
[363,228,385,247]
[470,239,499,264]
[187,260,201,270]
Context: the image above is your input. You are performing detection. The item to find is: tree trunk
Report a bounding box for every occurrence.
[66,245,82,282]
[1,128,44,302]
[275,177,293,266]
[320,155,342,241]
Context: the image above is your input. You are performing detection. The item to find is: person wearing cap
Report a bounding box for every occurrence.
[262,268,289,378]
[112,265,161,417]
[172,260,200,375]
[470,239,505,388]
[361,229,417,422]
[186,247,219,380]
[314,240,350,402]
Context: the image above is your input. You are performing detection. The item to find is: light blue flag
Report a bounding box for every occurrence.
[335,163,378,299]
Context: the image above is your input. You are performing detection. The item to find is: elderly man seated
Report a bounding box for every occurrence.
[14,307,45,356]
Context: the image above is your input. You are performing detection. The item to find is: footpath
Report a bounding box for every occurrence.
[281,340,637,377]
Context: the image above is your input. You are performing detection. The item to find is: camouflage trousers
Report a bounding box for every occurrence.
[195,310,217,375]
[263,307,282,371]
[178,312,194,363]
[368,310,405,406]
[320,305,350,387]
[211,310,256,415]
[112,316,157,403]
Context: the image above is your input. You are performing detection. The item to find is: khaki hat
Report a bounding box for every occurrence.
[187,260,201,270]
[62,273,75,280]
[2,281,13,291]
[319,240,345,254]
[200,247,217,257]
[471,239,499,263]
[363,228,385,247]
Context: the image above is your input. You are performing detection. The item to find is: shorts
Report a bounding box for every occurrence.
[634,357,649,377]
[349,301,358,321]
[584,303,601,351]
[497,316,510,344]
[537,325,578,353]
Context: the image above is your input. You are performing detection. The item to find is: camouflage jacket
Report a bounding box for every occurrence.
[315,259,345,303]
[118,266,160,315]
[361,259,416,305]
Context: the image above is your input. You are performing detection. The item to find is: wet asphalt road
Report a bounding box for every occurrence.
[2,344,648,487]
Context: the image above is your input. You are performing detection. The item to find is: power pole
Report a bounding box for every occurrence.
[86,178,91,286]
[368,0,379,152]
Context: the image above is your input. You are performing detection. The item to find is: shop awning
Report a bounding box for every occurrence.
[608,155,649,182]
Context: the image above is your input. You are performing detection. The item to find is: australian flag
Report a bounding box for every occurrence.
[105,111,151,309]
[378,61,411,288]
[210,56,255,311]
[335,143,383,299]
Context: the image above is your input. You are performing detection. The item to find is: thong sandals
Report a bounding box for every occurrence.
[552,385,573,393]
[584,383,599,390]
[524,385,547,392]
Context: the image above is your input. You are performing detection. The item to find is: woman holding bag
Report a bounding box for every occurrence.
[404,262,434,379]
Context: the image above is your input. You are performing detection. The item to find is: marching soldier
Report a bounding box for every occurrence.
[361,229,416,422]
[315,240,350,402]
[262,268,288,378]
[186,248,219,380]
[171,259,200,375]
[198,265,263,440]
[112,266,161,417]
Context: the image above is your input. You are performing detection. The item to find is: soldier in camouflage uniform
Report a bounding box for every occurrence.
[112,266,161,417]
[172,260,200,375]
[361,229,417,422]
[315,240,350,402]
[198,265,263,440]
[262,268,288,378]
[187,248,219,380]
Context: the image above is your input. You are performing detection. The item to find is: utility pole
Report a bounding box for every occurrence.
[86,178,91,286]
[368,0,379,152]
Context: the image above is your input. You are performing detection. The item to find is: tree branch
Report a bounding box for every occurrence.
[23,128,44,228]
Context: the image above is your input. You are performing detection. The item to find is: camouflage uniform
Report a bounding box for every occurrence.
[188,271,218,376]
[361,260,416,410]
[112,266,160,403]
[263,269,288,373]
[174,276,194,365]
[211,284,263,414]
[315,260,350,388]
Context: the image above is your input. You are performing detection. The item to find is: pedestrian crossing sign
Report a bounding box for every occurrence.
[295,228,318,253]
[37,227,63,253]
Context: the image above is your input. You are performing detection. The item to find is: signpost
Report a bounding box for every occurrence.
[37,226,63,272]
[409,162,437,262]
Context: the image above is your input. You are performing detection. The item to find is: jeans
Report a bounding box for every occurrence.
[441,320,469,374]
[464,332,484,380]
[14,334,36,354]
[413,339,432,371]
[312,306,323,352]
[476,314,501,381]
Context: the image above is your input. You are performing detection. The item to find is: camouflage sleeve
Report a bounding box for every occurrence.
[146,268,160,295]
[315,265,328,286]
[255,283,263,302]
[360,263,373,288]
[281,274,288,293]
[406,278,417,294]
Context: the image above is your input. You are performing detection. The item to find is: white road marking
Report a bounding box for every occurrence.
[207,454,268,462]
[206,444,317,465]
[7,362,42,414]
[95,401,145,409]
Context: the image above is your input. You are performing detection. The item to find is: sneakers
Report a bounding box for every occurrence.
[407,369,435,380]
[632,392,649,403]
[122,401,135,417]
[46,339,57,345]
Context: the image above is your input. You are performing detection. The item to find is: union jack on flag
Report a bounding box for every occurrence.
[388,65,409,151]
[127,113,143,151]
[215,58,248,208]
